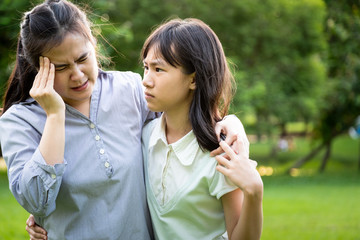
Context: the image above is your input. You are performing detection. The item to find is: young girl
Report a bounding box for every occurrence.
[140,18,263,239]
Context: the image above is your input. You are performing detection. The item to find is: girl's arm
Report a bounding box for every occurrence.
[216,139,263,240]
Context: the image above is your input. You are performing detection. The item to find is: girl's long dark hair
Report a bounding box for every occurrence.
[3,0,95,113]
[141,18,235,151]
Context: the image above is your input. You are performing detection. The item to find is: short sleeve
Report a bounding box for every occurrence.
[209,165,238,199]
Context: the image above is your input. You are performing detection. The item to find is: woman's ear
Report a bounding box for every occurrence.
[189,72,196,90]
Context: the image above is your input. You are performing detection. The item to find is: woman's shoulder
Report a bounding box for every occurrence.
[0,99,46,135]
[1,99,44,121]
[100,70,142,85]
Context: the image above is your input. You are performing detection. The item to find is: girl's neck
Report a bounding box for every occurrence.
[164,111,192,144]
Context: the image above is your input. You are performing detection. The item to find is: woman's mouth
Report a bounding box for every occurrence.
[71,81,89,91]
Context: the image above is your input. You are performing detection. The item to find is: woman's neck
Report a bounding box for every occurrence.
[69,98,91,118]
[164,110,192,144]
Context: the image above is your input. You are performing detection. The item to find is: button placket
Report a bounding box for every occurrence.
[88,121,113,177]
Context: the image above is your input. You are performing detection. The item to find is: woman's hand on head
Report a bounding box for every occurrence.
[26,214,48,240]
[211,115,249,157]
[30,56,65,116]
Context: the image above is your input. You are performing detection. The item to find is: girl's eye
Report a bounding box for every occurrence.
[155,68,163,72]
[143,65,149,70]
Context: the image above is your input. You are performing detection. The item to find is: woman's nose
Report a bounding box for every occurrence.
[70,65,84,81]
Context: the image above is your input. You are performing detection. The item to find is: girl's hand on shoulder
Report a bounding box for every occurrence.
[215,139,263,197]
[30,56,65,116]
[211,115,249,157]
[26,214,48,240]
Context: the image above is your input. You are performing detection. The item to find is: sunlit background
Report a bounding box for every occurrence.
[0,0,359,239]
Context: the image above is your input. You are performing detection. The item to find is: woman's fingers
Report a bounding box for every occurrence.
[40,57,50,89]
[33,56,44,89]
[46,63,55,89]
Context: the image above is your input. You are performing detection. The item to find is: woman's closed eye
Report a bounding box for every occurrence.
[77,57,88,63]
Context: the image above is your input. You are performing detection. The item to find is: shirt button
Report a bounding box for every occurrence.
[95,135,100,141]
[99,149,105,154]
[90,123,95,129]
[104,162,110,168]
[51,174,56,179]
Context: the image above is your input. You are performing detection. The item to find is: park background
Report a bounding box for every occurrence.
[0,0,359,239]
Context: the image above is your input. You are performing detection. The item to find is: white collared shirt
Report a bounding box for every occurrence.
[147,115,200,205]
[142,115,239,239]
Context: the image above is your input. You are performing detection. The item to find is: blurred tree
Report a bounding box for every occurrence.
[0,0,33,105]
[288,0,360,172]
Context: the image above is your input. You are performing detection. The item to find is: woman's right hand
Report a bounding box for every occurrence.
[26,214,48,240]
[30,56,65,116]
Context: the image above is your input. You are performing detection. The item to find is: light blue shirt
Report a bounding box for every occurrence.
[0,70,155,240]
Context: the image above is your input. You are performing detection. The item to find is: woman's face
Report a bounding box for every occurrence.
[42,33,98,108]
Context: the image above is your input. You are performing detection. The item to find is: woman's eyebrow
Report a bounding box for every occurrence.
[53,53,89,68]
[76,52,88,61]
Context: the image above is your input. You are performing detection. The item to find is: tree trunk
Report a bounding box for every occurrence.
[319,141,332,172]
[286,143,324,174]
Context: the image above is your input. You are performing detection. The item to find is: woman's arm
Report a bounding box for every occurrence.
[29,56,65,166]
[0,57,66,216]
[216,139,263,240]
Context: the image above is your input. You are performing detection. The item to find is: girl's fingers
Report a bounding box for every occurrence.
[214,122,225,142]
[26,214,34,226]
[219,140,237,160]
[215,155,230,168]
[249,159,258,168]
[26,225,44,240]
[223,132,237,149]
[210,146,224,157]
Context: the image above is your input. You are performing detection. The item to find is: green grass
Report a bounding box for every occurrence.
[262,174,360,240]
[0,134,359,239]
[0,171,29,239]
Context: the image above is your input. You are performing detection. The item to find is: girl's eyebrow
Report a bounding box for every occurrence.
[143,58,166,67]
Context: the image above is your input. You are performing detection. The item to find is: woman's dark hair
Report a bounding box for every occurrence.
[2,0,96,112]
[141,18,235,151]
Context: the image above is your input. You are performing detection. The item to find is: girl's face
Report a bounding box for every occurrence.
[42,33,98,108]
[142,46,195,114]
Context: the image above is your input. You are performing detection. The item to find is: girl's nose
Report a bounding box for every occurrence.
[142,72,154,88]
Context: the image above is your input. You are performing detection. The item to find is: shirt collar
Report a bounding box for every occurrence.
[148,114,199,166]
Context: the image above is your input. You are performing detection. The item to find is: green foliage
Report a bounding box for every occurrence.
[312,0,360,142]
[0,1,33,103]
